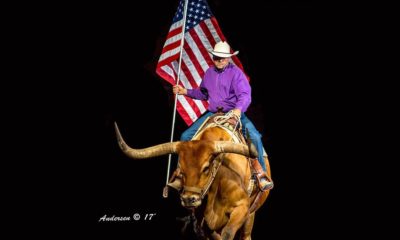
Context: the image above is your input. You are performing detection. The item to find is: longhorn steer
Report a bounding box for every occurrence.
[115,122,271,240]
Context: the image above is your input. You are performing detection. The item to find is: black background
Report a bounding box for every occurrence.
[16,0,379,239]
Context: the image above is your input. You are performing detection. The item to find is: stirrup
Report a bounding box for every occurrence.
[259,177,274,191]
[255,172,274,191]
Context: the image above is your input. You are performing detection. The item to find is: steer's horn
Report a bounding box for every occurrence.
[213,141,258,158]
[115,122,179,159]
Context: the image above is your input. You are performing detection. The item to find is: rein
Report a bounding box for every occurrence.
[182,111,251,199]
[183,155,224,199]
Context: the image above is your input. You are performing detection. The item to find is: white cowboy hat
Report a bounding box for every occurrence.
[209,41,239,58]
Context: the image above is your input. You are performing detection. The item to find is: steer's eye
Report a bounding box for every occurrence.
[203,166,210,174]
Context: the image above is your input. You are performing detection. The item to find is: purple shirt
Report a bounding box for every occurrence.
[187,63,251,113]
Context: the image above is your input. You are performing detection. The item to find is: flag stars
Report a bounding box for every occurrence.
[174,0,213,25]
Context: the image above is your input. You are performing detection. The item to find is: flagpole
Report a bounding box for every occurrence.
[163,0,189,198]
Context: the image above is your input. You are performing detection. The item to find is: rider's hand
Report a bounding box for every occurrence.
[172,85,187,95]
[232,108,241,118]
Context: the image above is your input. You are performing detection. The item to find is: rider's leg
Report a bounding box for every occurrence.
[241,114,274,191]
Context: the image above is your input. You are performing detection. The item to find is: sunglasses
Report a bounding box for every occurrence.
[212,56,227,61]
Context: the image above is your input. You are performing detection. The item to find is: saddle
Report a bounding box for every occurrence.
[192,111,272,195]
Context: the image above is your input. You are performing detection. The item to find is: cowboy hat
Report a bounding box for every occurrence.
[209,41,239,58]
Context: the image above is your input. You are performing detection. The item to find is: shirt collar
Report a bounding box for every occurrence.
[214,62,232,73]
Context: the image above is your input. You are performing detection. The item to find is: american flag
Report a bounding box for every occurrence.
[156,0,247,126]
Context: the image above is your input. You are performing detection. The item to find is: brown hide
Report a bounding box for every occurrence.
[114,122,270,240]
[177,127,271,240]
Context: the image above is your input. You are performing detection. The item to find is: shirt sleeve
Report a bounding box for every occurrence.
[187,88,207,100]
[186,69,209,100]
[232,70,251,112]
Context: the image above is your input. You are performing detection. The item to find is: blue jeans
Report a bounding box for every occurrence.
[181,112,267,171]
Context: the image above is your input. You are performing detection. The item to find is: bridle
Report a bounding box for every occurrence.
[181,154,224,200]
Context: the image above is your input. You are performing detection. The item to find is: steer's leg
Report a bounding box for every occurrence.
[220,203,249,240]
[210,231,222,240]
[240,212,255,240]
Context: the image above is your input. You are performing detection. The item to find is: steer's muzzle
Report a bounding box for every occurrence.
[180,193,201,208]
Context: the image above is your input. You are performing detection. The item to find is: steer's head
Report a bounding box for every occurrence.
[176,140,217,208]
[114,122,258,209]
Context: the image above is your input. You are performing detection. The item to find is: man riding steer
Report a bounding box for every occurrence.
[115,121,272,240]
[170,41,273,191]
